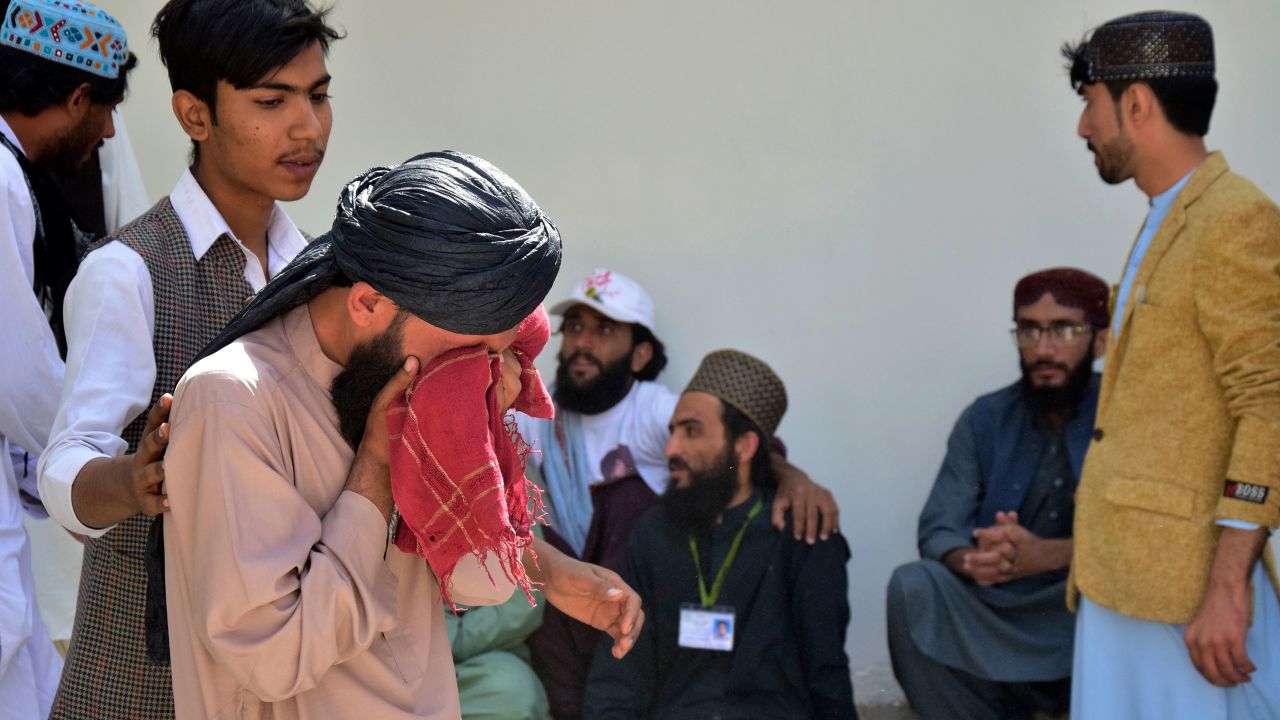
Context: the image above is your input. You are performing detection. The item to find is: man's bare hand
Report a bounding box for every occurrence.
[358,356,420,468]
[129,394,172,517]
[344,356,419,522]
[771,457,839,544]
[962,538,1016,586]
[529,539,644,659]
[494,349,522,414]
[1185,580,1254,687]
[968,511,1072,584]
[1183,526,1267,687]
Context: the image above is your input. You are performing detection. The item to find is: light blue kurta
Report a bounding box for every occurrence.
[1072,564,1280,719]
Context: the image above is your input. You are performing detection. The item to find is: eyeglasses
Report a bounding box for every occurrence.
[1010,322,1093,347]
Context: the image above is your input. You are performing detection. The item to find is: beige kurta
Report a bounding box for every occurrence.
[163,305,515,720]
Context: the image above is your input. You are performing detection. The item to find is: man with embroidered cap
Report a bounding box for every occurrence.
[34,1,340,716]
[583,349,855,719]
[516,268,841,719]
[161,151,643,720]
[886,268,1108,720]
[1061,12,1280,717]
[0,0,135,715]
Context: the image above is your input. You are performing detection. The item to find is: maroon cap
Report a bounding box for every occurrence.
[1014,267,1110,328]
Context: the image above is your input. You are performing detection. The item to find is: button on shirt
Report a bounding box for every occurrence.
[37,170,308,536]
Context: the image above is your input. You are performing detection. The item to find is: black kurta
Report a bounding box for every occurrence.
[584,488,857,720]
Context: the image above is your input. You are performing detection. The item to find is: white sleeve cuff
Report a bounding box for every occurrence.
[37,444,115,537]
[1216,519,1263,531]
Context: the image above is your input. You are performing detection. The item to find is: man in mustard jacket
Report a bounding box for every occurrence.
[1063,12,1280,719]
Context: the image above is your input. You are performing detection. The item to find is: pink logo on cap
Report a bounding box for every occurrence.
[583,269,620,305]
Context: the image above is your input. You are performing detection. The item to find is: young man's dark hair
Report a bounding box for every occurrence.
[151,0,342,157]
[0,1,137,115]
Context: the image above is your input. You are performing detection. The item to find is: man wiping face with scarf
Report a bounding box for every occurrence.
[157,151,644,720]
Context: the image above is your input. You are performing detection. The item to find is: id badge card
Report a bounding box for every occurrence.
[678,603,736,651]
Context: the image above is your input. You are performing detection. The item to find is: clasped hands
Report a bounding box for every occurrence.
[960,511,1066,586]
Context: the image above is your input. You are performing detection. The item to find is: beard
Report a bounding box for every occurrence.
[330,316,407,451]
[42,113,103,176]
[1020,345,1096,420]
[553,350,635,415]
[1090,133,1136,185]
[659,447,739,536]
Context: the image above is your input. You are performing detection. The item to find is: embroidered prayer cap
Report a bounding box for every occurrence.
[685,349,788,437]
[1014,267,1110,329]
[2,0,129,79]
[1070,11,1214,88]
[549,267,657,333]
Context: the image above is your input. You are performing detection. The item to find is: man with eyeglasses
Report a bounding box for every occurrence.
[886,267,1109,720]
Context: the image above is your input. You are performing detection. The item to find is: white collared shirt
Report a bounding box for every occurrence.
[0,113,68,717]
[0,115,61,472]
[38,169,308,536]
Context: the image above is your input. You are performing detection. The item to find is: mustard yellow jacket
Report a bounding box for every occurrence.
[1069,152,1280,623]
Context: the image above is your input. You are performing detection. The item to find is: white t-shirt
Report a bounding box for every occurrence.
[516,380,677,496]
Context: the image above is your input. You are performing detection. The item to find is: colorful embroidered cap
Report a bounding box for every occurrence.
[2,0,129,79]
[1072,11,1214,86]
[549,267,657,332]
[685,349,788,437]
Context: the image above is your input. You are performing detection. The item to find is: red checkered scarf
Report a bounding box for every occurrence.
[386,306,553,606]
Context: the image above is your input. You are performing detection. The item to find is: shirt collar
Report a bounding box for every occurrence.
[168,168,308,265]
[0,115,27,157]
[1150,169,1195,213]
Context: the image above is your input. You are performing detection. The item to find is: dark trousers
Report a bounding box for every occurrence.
[886,575,1070,720]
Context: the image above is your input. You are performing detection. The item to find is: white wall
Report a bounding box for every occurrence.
[103,0,1280,672]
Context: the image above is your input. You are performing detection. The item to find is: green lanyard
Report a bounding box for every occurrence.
[688,497,764,609]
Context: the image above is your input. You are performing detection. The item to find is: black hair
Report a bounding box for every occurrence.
[151,0,342,155]
[632,323,668,381]
[0,1,137,116]
[1063,39,1217,137]
[721,402,775,490]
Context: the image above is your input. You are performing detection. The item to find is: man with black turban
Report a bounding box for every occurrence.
[1062,12,1280,717]
[160,151,643,720]
[887,268,1108,720]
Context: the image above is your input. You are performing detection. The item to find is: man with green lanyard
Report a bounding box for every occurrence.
[582,349,857,719]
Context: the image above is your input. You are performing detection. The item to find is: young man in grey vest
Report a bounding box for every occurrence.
[37,1,339,716]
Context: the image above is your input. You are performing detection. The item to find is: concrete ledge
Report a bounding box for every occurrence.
[854,666,914,720]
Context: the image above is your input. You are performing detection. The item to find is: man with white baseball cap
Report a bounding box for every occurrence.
[517,267,840,720]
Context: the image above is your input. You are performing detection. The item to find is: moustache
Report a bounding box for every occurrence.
[1031,361,1069,372]
[565,351,603,369]
[277,146,326,164]
[668,457,690,472]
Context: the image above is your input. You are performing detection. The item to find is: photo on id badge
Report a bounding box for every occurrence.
[679,604,735,652]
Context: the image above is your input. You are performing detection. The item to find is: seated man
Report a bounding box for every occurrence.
[583,350,856,719]
[448,528,551,720]
[519,268,840,719]
[886,268,1110,720]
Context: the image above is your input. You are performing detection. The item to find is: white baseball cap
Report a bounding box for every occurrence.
[549,268,656,332]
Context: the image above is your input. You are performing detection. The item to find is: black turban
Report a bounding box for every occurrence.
[199,150,562,360]
[145,150,561,664]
